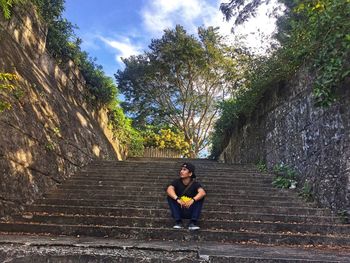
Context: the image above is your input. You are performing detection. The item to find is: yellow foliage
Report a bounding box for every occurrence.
[159,140,165,148]
[296,1,325,13]
[312,1,325,11]
[143,128,191,155]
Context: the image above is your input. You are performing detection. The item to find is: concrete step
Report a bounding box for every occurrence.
[41,195,310,208]
[67,177,275,184]
[74,174,274,182]
[90,159,256,168]
[12,214,350,236]
[62,180,275,188]
[95,170,264,176]
[53,187,304,198]
[60,180,279,190]
[56,184,286,192]
[24,205,340,224]
[80,161,260,169]
[80,162,257,167]
[47,188,299,198]
[77,170,270,177]
[94,161,250,168]
[59,184,283,193]
[32,199,331,216]
[0,222,349,247]
[0,235,200,262]
[0,253,198,263]
[90,165,258,172]
[44,192,307,203]
[1,235,349,263]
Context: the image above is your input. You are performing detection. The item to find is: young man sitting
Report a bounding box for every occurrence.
[166,162,206,230]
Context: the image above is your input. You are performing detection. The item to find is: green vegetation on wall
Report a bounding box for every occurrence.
[0,0,25,19]
[286,0,350,106]
[0,73,20,112]
[0,2,22,112]
[108,100,144,157]
[211,0,350,158]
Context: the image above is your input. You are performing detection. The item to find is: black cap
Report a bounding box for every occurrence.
[181,162,196,178]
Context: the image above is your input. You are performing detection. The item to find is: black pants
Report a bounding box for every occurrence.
[167,197,204,222]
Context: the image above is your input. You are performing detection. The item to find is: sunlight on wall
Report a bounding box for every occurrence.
[13,29,20,43]
[92,144,101,157]
[8,149,34,183]
[76,111,88,127]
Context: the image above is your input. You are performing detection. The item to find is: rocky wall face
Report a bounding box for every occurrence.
[0,6,123,218]
[220,72,350,215]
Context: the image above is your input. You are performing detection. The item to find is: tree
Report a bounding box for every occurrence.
[32,0,65,24]
[220,0,287,26]
[220,0,267,25]
[116,25,248,157]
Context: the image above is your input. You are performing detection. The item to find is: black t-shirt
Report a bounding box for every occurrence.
[169,179,203,198]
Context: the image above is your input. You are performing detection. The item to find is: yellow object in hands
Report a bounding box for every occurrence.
[180,196,192,202]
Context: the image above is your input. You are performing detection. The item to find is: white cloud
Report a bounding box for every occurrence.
[141,0,280,53]
[141,0,214,36]
[79,0,280,76]
[201,3,235,42]
[79,32,102,51]
[232,0,281,53]
[99,36,142,63]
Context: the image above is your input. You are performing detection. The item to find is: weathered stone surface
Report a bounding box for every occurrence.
[220,71,350,215]
[0,5,123,218]
[1,235,350,263]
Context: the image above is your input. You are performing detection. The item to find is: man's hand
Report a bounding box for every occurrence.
[177,199,186,208]
[183,199,195,209]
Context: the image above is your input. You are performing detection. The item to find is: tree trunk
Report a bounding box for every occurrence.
[188,150,197,158]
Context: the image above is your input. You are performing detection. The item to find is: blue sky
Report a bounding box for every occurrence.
[64,0,279,79]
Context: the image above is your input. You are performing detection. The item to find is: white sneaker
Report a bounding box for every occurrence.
[173,222,183,229]
[188,222,200,230]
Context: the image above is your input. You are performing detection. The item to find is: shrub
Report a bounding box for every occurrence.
[298,182,314,202]
[256,160,268,173]
[272,164,298,189]
[108,101,144,157]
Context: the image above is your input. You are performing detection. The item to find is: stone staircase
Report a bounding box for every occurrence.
[0,158,350,262]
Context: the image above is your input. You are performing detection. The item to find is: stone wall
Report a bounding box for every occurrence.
[220,71,350,215]
[0,5,124,218]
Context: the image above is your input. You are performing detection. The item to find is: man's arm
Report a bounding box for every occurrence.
[193,187,206,202]
[167,185,185,207]
[166,185,178,200]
